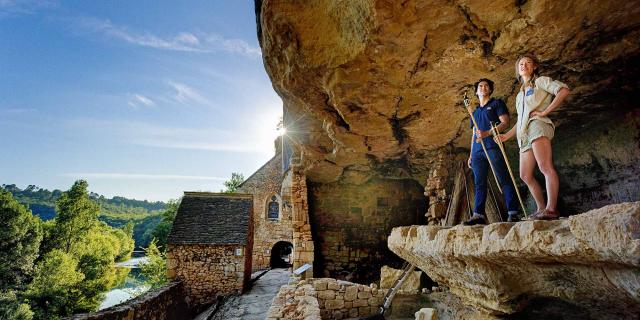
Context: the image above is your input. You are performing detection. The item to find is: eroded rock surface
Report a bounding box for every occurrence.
[387,202,640,319]
[257,0,640,213]
[258,0,639,183]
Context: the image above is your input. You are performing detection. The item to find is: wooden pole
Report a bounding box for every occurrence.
[491,123,529,218]
[461,163,473,220]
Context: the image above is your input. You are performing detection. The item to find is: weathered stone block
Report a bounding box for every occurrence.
[317,290,335,300]
[324,299,345,310]
[327,282,341,291]
[352,299,368,307]
[368,297,382,306]
[313,280,327,291]
[344,285,358,301]
[359,306,372,317]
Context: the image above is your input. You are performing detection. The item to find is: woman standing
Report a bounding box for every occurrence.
[496,54,570,220]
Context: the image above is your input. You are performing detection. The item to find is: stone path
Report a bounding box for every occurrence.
[209,268,291,320]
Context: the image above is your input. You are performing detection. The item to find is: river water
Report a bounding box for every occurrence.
[99,254,150,310]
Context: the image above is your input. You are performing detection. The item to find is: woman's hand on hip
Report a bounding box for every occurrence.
[529,110,547,118]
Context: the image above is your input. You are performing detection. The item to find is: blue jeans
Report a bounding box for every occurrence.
[471,148,519,216]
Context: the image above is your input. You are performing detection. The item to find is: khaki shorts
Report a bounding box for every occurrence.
[520,120,554,153]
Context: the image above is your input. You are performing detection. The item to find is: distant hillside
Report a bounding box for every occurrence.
[1,184,167,248]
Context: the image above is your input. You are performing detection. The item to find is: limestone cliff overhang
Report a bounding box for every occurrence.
[388,202,640,317]
[168,192,253,246]
[256,0,640,183]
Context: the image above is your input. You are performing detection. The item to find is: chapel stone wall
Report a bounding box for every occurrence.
[237,152,294,271]
[167,244,247,306]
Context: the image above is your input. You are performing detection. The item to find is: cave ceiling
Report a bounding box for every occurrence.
[257,0,640,185]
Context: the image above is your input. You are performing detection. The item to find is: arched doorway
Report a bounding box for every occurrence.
[270,241,293,269]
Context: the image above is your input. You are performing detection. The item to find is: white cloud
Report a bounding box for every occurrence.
[206,34,262,58]
[60,172,226,181]
[128,94,155,108]
[0,0,56,19]
[77,17,205,52]
[74,17,261,58]
[167,80,211,106]
[175,32,199,45]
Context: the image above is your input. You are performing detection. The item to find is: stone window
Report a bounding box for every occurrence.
[267,195,280,220]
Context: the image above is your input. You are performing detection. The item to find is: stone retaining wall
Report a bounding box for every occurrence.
[267,277,387,320]
[167,244,247,306]
[68,281,188,320]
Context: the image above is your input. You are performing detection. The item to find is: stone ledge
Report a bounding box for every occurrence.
[388,202,640,318]
[68,281,189,320]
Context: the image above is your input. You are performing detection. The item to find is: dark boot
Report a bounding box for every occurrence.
[463,214,486,226]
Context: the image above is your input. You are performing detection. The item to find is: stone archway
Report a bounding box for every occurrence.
[270,241,293,269]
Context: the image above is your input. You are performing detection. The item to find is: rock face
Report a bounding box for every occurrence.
[257,0,640,212]
[387,202,640,319]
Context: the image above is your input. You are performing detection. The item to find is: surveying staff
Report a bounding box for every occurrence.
[464,78,521,225]
[496,54,570,220]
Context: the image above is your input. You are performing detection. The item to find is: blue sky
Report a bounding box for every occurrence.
[0,1,283,201]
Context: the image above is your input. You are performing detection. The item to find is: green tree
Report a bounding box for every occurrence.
[222,172,244,193]
[0,190,42,290]
[111,226,135,262]
[151,199,180,251]
[71,223,119,312]
[52,180,100,253]
[25,250,84,319]
[26,181,136,317]
[139,240,168,289]
[122,221,134,238]
[0,290,34,320]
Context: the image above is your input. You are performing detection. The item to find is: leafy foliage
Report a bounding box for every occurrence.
[139,240,168,289]
[4,180,139,319]
[1,184,165,213]
[222,172,245,193]
[0,290,34,320]
[1,184,165,248]
[151,199,180,251]
[25,250,85,319]
[51,180,100,253]
[98,214,161,249]
[0,190,43,291]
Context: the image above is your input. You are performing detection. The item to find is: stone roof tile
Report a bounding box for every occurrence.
[167,192,252,245]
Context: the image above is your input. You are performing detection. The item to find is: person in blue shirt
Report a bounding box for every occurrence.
[463,78,520,225]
